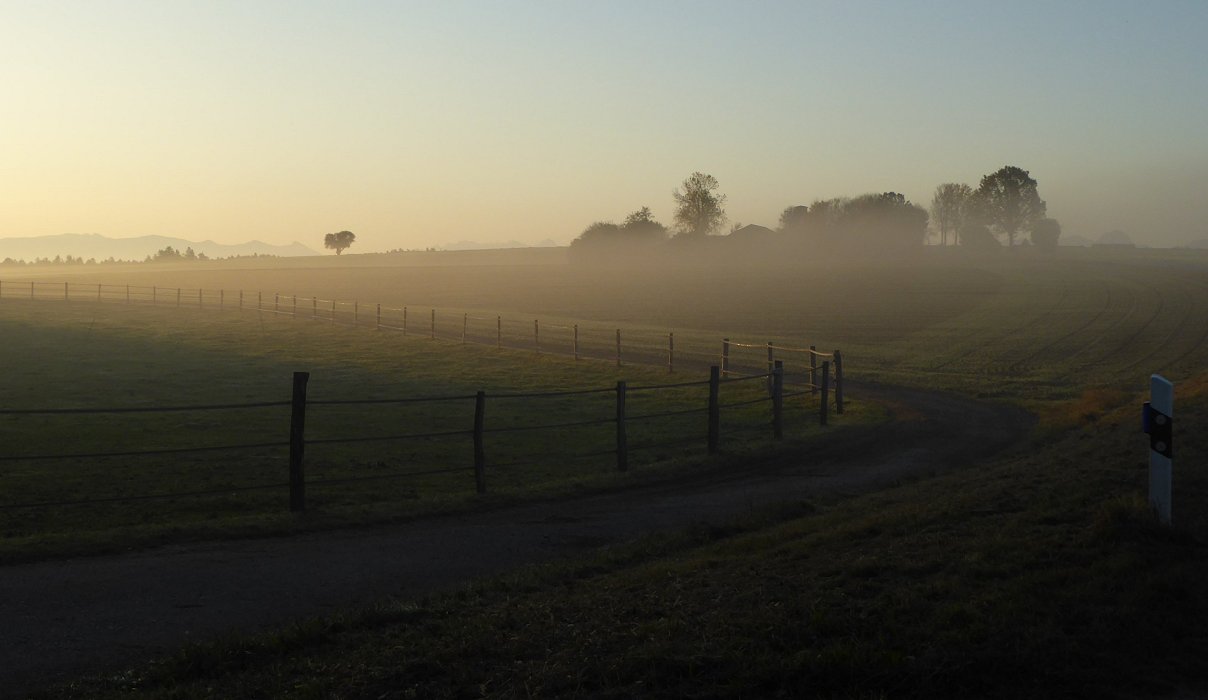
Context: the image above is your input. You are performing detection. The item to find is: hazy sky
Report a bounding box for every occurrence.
[3,1,1207,251]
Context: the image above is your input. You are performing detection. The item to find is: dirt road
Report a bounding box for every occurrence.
[0,383,1032,698]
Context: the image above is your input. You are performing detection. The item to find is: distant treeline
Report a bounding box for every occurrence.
[570,166,1061,263]
[0,246,280,267]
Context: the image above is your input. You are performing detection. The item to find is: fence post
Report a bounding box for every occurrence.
[64,282,69,301]
[534,319,540,354]
[474,391,487,494]
[289,371,310,513]
[353,301,358,325]
[462,313,468,344]
[31,281,35,300]
[292,296,297,318]
[198,288,203,308]
[274,293,279,313]
[312,296,317,319]
[615,329,622,367]
[708,366,721,454]
[766,342,775,396]
[97,283,102,302]
[376,304,382,330]
[820,360,830,426]
[176,288,181,306]
[721,338,731,376]
[772,360,784,440]
[220,289,224,310]
[834,350,844,415]
[330,299,336,323]
[430,309,436,339]
[668,332,675,373]
[616,381,628,472]
[403,306,408,335]
[497,315,501,348]
[810,345,818,395]
[573,324,579,360]
[127,285,131,304]
[239,290,243,310]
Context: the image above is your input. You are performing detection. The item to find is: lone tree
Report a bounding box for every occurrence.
[324,230,356,255]
[930,183,973,246]
[672,172,726,237]
[973,166,1045,247]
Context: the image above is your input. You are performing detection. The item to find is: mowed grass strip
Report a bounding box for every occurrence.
[0,301,866,562]
[52,379,1208,699]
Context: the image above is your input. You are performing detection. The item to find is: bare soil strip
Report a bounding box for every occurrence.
[0,383,1031,698]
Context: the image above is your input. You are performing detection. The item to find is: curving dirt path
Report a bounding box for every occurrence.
[0,383,1032,698]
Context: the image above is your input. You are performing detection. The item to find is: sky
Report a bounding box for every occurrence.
[3,1,1207,251]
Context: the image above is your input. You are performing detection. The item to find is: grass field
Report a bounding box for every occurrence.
[8,247,1208,696]
[0,298,858,562]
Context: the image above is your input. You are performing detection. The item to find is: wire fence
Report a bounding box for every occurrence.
[0,364,827,517]
[0,280,843,395]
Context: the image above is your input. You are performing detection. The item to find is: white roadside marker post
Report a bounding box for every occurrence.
[1142,374,1174,526]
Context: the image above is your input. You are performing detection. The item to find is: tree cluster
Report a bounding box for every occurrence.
[568,165,1062,264]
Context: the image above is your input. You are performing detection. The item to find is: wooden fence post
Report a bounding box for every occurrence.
[834,350,844,415]
[573,324,579,360]
[820,360,830,426]
[198,288,203,308]
[176,288,181,306]
[220,289,224,310]
[31,281,35,300]
[773,360,784,440]
[668,332,675,373]
[403,306,408,335]
[258,291,262,312]
[474,391,487,494]
[330,299,336,323]
[708,366,721,454]
[275,293,279,313]
[353,301,358,325]
[64,282,69,301]
[312,296,317,319]
[766,342,775,396]
[376,304,382,330]
[616,381,628,472]
[496,315,502,348]
[810,345,818,395]
[239,290,243,310]
[127,285,131,304]
[721,338,731,376]
[292,296,297,317]
[289,371,310,512]
[615,329,622,367]
[534,319,540,354]
[430,309,436,339]
[462,314,468,344]
[97,283,102,302]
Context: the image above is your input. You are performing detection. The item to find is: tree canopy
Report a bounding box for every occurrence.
[324,230,356,255]
[973,166,1045,247]
[672,172,726,237]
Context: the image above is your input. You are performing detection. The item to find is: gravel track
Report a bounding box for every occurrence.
[0,383,1033,698]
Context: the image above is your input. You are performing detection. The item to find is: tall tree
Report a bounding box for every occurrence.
[973,166,1046,247]
[324,230,356,255]
[930,183,972,246]
[672,172,726,237]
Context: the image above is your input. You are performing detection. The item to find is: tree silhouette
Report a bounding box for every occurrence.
[324,230,356,255]
[672,172,726,237]
[973,166,1045,247]
[930,183,973,246]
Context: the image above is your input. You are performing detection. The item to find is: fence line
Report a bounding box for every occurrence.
[0,361,832,513]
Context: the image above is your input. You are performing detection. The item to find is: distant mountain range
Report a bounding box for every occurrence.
[0,233,319,261]
[441,239,562,251]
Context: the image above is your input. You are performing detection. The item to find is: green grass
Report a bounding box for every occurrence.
[47,374,1208,699]
[0,299,869,563]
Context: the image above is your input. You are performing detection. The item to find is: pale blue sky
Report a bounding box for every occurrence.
[2,1,1206,249]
